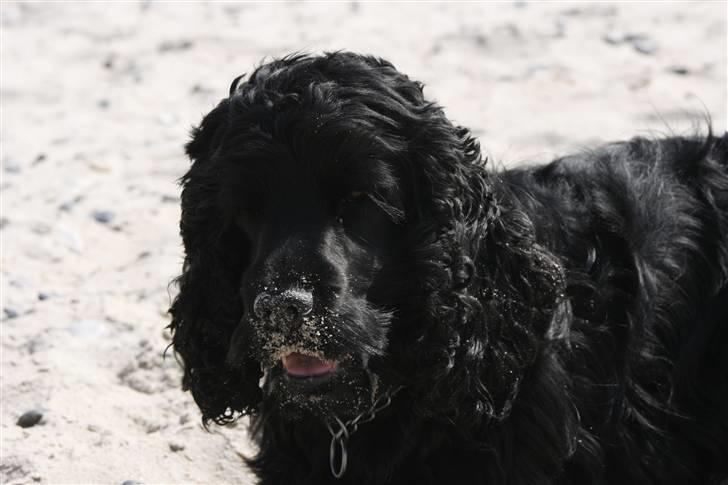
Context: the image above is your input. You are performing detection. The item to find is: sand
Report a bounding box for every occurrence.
[1,2,725,484]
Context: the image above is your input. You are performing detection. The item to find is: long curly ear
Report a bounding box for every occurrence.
[401,106,567,428]
[169,98,262,424]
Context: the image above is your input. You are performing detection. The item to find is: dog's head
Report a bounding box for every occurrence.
[170,52,565,427]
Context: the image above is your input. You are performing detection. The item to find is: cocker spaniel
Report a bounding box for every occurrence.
[169,52,728,484]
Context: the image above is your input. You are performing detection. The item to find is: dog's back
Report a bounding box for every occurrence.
[502,133,728,483]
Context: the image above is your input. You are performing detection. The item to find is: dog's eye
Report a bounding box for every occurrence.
[338,190,368,213]
[338,191,373,235]
[338,191,369,216]
[337,190,399,247]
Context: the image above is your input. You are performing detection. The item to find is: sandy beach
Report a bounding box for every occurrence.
[1,2,725,483]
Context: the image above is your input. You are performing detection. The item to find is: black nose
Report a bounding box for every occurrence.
[253,289,314,327]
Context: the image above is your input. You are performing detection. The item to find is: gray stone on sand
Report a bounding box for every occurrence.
[630,36,657,55]
[168,441,185,452]
[17,410,43,428]
[92,210,116,224]
[4,308,19,319]
[667,65,690,75]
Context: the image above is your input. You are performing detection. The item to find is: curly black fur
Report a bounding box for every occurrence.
[169,52,728,484]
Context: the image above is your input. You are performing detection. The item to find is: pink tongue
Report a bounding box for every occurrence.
[283,352,336,377]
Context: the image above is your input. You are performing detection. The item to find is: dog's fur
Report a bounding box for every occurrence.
[169,52,728,484]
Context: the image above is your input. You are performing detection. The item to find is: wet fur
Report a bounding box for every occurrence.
[169,52,728,484]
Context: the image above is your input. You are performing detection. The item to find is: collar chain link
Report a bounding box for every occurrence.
[325,385,405,479]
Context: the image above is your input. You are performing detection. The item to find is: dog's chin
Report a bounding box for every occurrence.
[264,355,377,421]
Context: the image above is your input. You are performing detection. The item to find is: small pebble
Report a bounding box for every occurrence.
[190,84,213,95]
[3,308,19,319]
[33,153,47,165]
[121,481,142,485]
[168,441,185,452]
[602,31,624,45]
[17,410,43,428]
[92,210,115,224]
[38,292,50,301]
[603,32,658,55]
[158,39,193,52]
[630,36,657,55]
[31,223,51,235]
[4,161,21,174]
[59,195,84,213]
[667,65,690,75]
[102,54,115,69]
[98,99,111,109]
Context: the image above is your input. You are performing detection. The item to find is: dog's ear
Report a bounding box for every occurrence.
[401,112,567,429]
[169,98,262,424]
[185,98,230,163]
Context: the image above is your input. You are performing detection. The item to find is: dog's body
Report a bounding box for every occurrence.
[170,52,728,484]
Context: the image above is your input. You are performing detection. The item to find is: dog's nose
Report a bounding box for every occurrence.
[253,289,314,327]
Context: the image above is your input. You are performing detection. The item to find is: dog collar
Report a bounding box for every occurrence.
[325,385,405,479]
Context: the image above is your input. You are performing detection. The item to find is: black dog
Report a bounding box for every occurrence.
[169,52,728,484]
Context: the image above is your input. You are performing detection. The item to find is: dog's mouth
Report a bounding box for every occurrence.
[262,348,379,421]
[282,352,338,378]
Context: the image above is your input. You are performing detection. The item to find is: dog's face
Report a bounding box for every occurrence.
[225,136,407,418]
